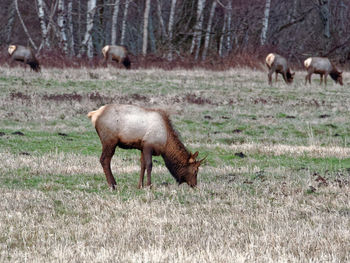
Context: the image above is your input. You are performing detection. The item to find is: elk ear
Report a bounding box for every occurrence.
[189,151,199,163]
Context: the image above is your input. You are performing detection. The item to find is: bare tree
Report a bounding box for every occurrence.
[190,0,206,60]
[167,0,177,60]
[202,0,217,60]
[318,0,331,38]
[219,14,226,57]
[67,0,75,55]
[121,0,131,46]
[80,0,97,58]
[58,0,68,54]
[111,0,120,45]
[5,1,16,44]
[226,1,232,52]
[156,0,167,40]
[260,0,271,45]
[14,0,37,49]
[37,0,49,48]
[143,0,151,55]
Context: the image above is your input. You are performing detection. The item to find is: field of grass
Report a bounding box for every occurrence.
[0,65,350,262]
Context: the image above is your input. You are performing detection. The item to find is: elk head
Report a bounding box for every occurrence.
[185,151,206,187]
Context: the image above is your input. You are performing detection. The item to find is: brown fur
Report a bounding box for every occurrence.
[8,45,40,72]
[102,45,131,69]
[304,57,343,85]
[88,104,203,190]
[266,53,294,85]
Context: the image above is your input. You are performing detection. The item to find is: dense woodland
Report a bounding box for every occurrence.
[1,0,350,68]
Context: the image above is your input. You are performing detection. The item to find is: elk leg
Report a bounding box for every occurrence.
[100,144,117,189]
[138,152,146,189]
[268,70,273,85]
[275,72,278,82]
[143,146,153,187]
[320,74,323,85]
[324,73,328,85]
[305,70,312,85]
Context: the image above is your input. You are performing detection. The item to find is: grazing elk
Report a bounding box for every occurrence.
[265,53,295,85]
[304,57,343,85]
[101,45,131,69]
[88,104,204,189]
[8,45,40,72]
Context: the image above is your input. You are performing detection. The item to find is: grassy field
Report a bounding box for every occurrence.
[0,65,350,262]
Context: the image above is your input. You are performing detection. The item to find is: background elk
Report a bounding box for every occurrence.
[304,57,343,85]
[88,104,204,189]
[8,45,40,72]
[101,45,131,69]
[265,53,294,85]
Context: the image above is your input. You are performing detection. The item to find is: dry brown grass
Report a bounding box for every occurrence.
[1,66,350,262]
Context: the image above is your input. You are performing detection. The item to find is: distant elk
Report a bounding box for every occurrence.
[88,104,204,189]
[265,53,295,85]
[304,57,343,85]
[8,45,40,72]
[101,45,131,69]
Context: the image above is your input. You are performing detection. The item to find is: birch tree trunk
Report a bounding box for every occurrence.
[202,0,216,60]
[58,0,68,54]
[167,0,177,60]
[111,0,120,45]
[5,1,16,44]
[219,16,226,57]
[80,0,97,58]
[37,0,49,48]
[67,0,75,55]
[142,0,151,55]
[190,0,206,60]
[260,0,271,45]
[121,0,131,45]
[226,1,232,52]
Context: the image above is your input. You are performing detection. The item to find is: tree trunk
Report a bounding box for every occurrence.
[219,16,226,57]
[149,12,156,52]
[167,0,177,60]
[58,0,68,54]
[81,0,97,58]
[111,0,120,45]
[67,0,75,55]
[318,0,331,38]
[156,0,167,40]
[14,0,37,49]
[37,0,49,48]
[202,0,216,60]
[226,1,232,52]
[5,1,16,44]
[260,0,271,45]
[142,0,151,55]
[190,0,206,60]
[121,0,131,45]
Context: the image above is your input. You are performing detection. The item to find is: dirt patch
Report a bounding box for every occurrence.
[185,93,214,105]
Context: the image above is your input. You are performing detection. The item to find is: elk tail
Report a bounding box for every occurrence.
[87,105,107,127]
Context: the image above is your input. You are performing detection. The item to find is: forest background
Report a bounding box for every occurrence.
[1,0,349,69]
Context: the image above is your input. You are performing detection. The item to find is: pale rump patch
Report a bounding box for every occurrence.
[8,45,16,55]
[87,105,107,127]
[304,58,312,69]
[265,53,275,67]
[101,45,110,58]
